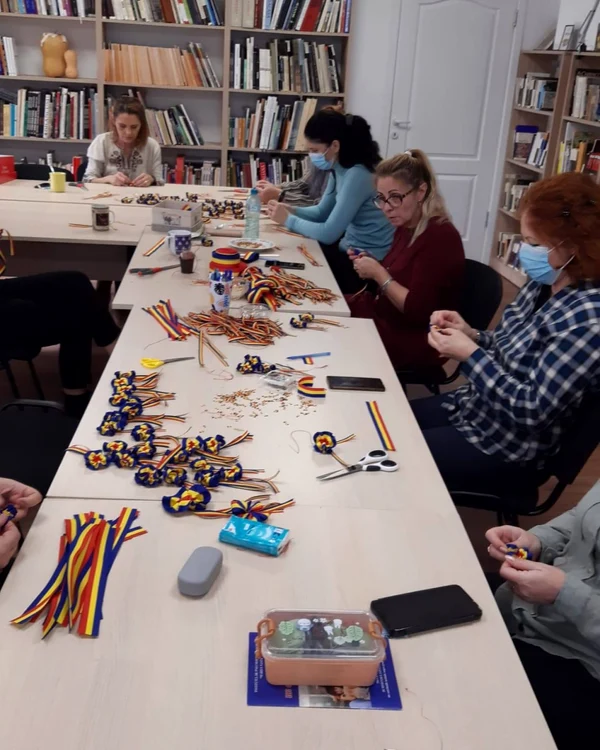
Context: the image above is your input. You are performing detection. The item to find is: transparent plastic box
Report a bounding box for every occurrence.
[255,609,386,686]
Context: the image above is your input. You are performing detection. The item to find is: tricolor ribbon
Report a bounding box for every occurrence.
[143,299,192,341]
[297,376,326,398]
[163,493,294,521]
[366,401,396,452]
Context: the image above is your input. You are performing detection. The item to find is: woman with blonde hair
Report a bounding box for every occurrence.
[349,149,465,371]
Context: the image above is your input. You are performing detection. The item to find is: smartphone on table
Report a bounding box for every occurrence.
[327,376,385,392]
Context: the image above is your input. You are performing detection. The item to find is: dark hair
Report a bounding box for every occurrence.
[304,109,381,171]
[110,96,149,147]
[519,172,600,282]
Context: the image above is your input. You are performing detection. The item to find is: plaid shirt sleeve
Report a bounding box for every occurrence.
[462,322,600,431]
[477,330,494,350]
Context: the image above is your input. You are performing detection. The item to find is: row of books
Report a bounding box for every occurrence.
[229,95,317,150]
[0,87,98,139]
[497,232,526,275]
[0,37,18,77]
[162,158,220,184]
[226,153,307,186]
[502,175,534,213]
[557,131,600,175]
[101,0,221,25]
[231,0,352,34]
[514,72,557,111]
[103,42,220,88]
[232,37,341,94]
[571,70,600,121]
[0,0,93,16]
[512,125,549,168]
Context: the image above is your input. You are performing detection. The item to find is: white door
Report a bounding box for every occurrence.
[387,0,519,260]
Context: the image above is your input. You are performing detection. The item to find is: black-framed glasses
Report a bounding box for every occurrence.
[373,188,415,210]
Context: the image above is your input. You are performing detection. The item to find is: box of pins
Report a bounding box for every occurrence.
[152,200,204,233]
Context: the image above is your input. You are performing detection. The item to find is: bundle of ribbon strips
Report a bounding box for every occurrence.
[243,267,339,311]
[11,508,146,638]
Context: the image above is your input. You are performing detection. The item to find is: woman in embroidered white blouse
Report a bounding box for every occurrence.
[83,96,163,187]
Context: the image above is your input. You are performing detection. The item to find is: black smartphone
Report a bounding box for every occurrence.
[265,260,305,270]
[326,376,385,392]
[371,585,482,638]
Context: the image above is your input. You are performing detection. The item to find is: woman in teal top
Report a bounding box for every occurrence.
[266,110,394,293]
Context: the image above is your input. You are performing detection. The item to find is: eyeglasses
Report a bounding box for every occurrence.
[373,188,415,210]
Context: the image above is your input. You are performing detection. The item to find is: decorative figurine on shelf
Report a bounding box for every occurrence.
[40,33,77,79]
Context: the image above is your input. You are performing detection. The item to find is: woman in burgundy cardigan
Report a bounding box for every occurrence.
[347,149,465,370]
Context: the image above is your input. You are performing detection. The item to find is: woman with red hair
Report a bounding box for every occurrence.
[412,172,600,506]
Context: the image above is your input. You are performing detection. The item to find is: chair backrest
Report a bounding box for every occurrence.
[549,393,600,484]
[15,164,74,182]
[459,259,504,332]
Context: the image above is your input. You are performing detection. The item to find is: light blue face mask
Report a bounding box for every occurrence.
[309,148,334,171]
[518,242,573,285]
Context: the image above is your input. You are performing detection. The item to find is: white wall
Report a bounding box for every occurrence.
[554,0,599,50]
[523,0,561,49]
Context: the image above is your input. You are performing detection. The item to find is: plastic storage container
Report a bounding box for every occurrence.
[256,609,386,686]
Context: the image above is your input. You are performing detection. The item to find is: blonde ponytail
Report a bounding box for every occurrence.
[375,149,451,244]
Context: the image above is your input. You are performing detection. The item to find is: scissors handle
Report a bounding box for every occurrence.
[361,459,398,473]
[358,449,388,466]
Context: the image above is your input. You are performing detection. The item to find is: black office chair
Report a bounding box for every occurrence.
[76,159,88,182]
[397,259,504,394]
[0,300,45,400]
[450,393,600,526]
[14,164,74,182]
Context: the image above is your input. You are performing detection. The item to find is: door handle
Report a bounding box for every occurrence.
[392,120,411,130]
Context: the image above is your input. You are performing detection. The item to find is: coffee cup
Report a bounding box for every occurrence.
[167,229,192,256]
[50,171,66,193]
[91,204,115,231]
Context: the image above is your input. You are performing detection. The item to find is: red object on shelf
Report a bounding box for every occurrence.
[72,156,82,180]
[175,155,185,184]
[0,154,16,184]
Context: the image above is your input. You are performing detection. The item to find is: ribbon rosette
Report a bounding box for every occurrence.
[84,450,110,471]
[194,467,224,488]
[97,410,129,437]
[236,354,275,375]
[102,440,128,456]
[313,431,337,454]
[181,437,203,455]
[164,467,188,486]
[131,423,156,442]
[135,466,164,487]
[162,485,212,514]
[120,397,144,419]
[112,450,138,469]
[203,435,226,455]
[130,441,157,460]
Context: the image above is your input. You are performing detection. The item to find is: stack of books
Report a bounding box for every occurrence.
[162,158,220,185]
[232,37,341,94]
[0,37,18,77]
[527,131,549,169]
[229,95,317,150]
[231,0,352,33]
[503,174,534,213]
[227,153,308,186]
[0,87,98,140]
[514,72,557,111]
[512,125,548,168]
[102,0,221,24]
[571,69,600,121]
[103,42,220,88]
[497,232,526,274]
[0,0,93,15]
[557,131,600,174]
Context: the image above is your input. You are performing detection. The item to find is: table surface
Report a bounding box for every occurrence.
[112,227,350,317]
[0,180,242,206]
[0,498,556,750]
[49,307,424,510]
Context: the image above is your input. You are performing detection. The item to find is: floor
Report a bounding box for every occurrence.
[2,280,598,572]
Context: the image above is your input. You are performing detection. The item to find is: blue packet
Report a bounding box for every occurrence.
[219,516,290,557]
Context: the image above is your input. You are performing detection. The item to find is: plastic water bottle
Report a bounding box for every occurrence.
[244,187,261,240]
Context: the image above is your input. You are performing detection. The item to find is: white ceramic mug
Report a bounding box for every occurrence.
[167,229,193,255]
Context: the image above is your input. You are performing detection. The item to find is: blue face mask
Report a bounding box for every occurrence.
[518,242,573,285]
[309,148,334,171]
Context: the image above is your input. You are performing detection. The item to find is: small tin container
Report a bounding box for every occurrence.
[255,609,385,686]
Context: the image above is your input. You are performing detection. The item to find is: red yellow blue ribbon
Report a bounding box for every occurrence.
[142,299,192,341]
[298,376,326,398]
[366,401,396,451]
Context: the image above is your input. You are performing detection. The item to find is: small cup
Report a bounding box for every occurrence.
[167,229,192,256]
[50,171,66,193]
[179,250,195,274]
[91,204,115,231]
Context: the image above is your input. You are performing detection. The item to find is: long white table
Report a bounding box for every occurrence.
[0,498,556,750]
[49,307,421,510]
[112,228,350,316]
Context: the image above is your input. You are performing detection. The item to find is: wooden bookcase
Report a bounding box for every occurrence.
[0,1,352,184]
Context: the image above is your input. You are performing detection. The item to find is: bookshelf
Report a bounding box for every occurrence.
[0,0,353,184]
[489,50,571,288]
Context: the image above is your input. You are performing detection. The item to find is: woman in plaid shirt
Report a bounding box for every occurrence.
[412,173,600,509]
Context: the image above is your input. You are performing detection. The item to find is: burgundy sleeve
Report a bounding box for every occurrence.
[401,222,465,325]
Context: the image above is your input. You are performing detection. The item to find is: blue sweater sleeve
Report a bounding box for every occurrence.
[285,167,373,245]
[290,175,336,222]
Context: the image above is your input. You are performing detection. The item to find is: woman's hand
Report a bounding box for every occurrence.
[0,521,20,569]
[430,310,477,340]
[106,172,131,187]
[428,327,478,362]
[500,557,565,605]
[131,173,153,188]
[266,200,290,225]
[486,525,541,562]
[0,478,42,521]
[256,184,281,204]
[352,254,389,285]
